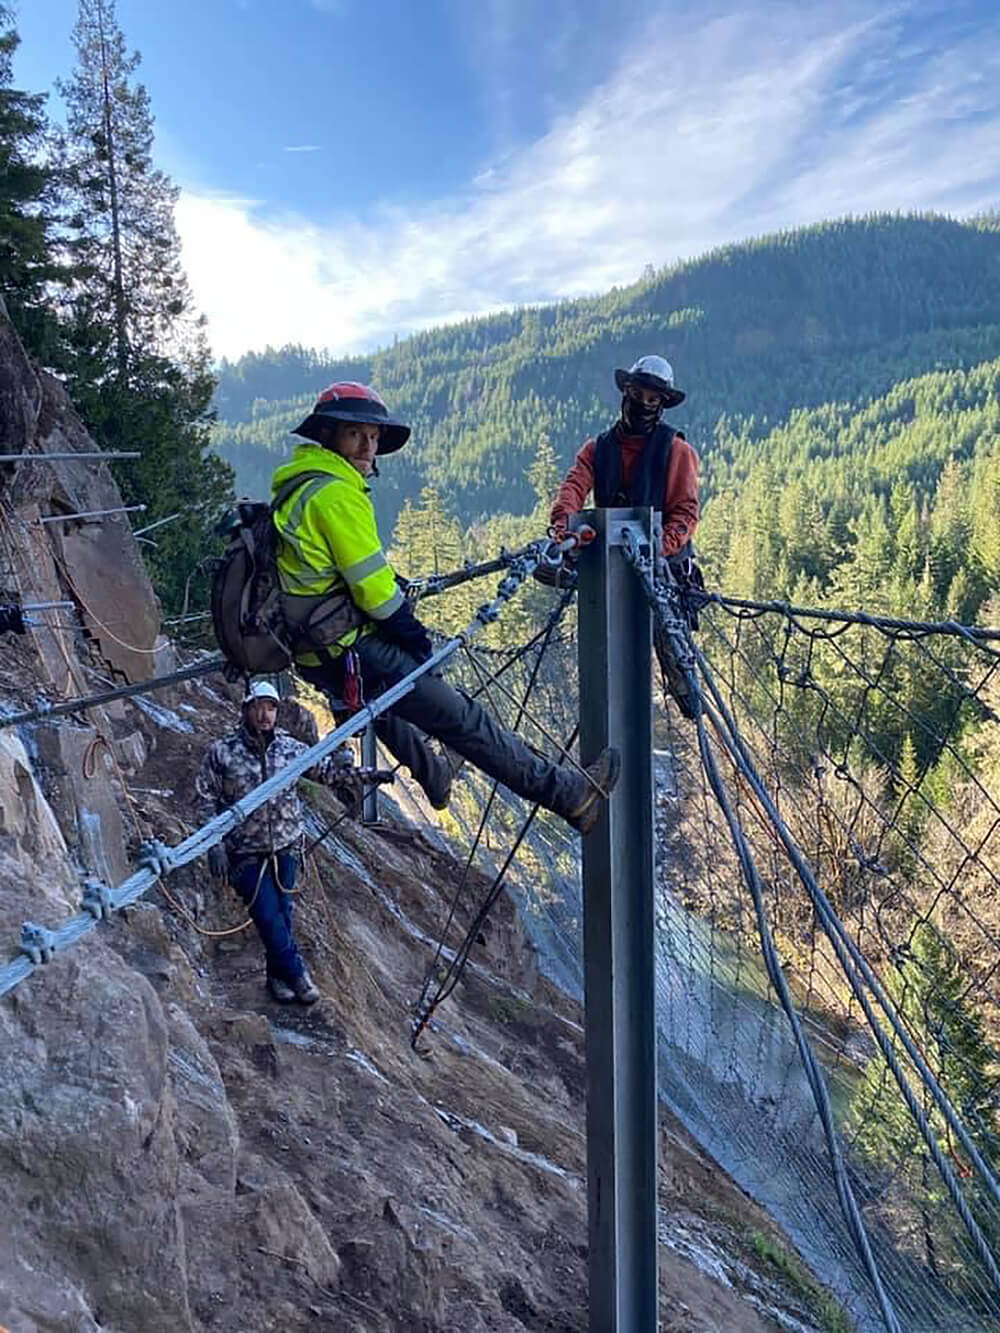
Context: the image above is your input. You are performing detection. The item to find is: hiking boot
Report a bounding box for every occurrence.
[292,970,320,1006]
[566,747,621,835]
[423,747,462,811]
[267,975,296,1004]
[423,771,452,811]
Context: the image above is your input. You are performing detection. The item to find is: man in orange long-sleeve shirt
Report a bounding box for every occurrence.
[549,355,703,718]
[549,354,699,562]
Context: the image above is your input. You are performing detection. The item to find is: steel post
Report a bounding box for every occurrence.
[575,506,658,1332]
[361,720,380,825]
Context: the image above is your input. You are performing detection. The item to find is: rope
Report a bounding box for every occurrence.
[0,543,551,999]
[156,852,279,938]
[623,540,902,1328]
[694,702,903,1332]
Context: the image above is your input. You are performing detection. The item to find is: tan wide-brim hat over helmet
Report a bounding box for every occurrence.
[614,355,686,409]
[293,381,411,454]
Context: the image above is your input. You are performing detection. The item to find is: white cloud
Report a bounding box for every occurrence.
[176,2,1000,361]
[282,144,322,153]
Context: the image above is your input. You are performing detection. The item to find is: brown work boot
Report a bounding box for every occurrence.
[566,747,621,835]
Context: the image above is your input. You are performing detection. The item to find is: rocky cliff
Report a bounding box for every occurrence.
[0,306,839,1333]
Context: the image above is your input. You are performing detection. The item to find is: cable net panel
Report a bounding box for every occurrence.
[410,595,1000,1333]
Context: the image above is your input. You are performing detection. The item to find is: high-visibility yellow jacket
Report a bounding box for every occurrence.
[271,445,404,664]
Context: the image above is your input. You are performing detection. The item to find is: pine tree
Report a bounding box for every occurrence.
[851,920,1000,1289]
[56,0,197,373]
[527,433,560,519]
[0,4,59,359]
[54,0,232,611]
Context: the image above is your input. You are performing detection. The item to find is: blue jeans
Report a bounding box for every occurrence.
[230,851,304,983]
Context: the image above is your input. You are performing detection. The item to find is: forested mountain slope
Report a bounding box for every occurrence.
[213,213,1000,534]
[700,355,1000,620]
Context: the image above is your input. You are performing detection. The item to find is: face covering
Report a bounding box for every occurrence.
[621,390,663,435]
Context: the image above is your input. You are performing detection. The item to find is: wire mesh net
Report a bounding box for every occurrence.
[389,584,1000,1333]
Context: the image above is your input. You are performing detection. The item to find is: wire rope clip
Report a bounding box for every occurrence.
[81,878,114,920]
[137,838,174,879]
[21,921,58,965]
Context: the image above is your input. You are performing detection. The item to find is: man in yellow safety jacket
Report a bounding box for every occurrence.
[271,381,618,834]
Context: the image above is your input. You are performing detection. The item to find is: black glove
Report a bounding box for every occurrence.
[377,602,433,663]
[332,768,364,807]
[0,605,26,635]
[532,562,577,591]
[667,554,706,631]
[207,844,229,879]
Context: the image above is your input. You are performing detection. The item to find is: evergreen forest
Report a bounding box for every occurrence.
[7,0,1000,1301]
[0,0,232,611]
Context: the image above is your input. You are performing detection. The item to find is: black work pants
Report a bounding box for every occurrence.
[303,636,583,817]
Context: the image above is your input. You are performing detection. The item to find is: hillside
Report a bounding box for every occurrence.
[0,300,840,1332]
[212,213,1000,533]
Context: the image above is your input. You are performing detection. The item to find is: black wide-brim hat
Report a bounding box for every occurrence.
[293,381,411,454]
[614,366,686,409]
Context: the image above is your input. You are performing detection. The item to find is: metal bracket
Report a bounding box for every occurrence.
[21,921,58,965]
[81,879,114,920]
[137,839,173,878]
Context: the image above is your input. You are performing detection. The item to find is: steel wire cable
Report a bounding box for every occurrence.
[0,542,555,998]
[624,541,1000,1322]
[411,588,576,1045]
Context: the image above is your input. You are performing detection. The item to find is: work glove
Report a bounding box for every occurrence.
[336,766,396,808]
[532,524,593,590]
[207,844,229,879]
[532,562,577,591]
[0,604,26,635]
[666,553,706,631]
[377,601,434,663]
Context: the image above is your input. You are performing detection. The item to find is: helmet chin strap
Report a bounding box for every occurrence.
[370,460,379,478]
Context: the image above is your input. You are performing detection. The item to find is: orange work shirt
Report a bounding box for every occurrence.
[549,429,700,557]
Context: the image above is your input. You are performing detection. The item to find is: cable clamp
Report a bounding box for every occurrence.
[81,878,114,920]
[137,838,174,878]
[21,921,58,965]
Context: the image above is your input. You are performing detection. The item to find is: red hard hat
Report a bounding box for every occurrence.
[292,382,411,454]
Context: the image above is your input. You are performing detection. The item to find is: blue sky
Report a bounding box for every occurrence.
[15,0,1000,361]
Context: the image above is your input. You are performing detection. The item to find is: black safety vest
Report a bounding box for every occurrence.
[593,423,676,508]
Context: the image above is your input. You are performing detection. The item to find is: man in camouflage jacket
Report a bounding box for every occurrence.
[195,681,360,1005]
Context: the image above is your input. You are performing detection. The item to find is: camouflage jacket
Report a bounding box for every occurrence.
[195,725,353,858]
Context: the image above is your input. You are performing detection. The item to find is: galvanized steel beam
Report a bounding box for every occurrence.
[575,506,658,1333]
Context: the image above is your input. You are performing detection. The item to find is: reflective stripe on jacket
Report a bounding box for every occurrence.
[271,445,404,660]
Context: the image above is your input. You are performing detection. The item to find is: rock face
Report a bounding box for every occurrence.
[0,308,838,1332]
[0,295,162,686]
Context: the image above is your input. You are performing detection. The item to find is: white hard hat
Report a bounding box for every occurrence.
[614,355,685,408]
[243,680,281,706]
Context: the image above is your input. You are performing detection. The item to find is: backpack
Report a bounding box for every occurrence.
[210,471,330,676]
